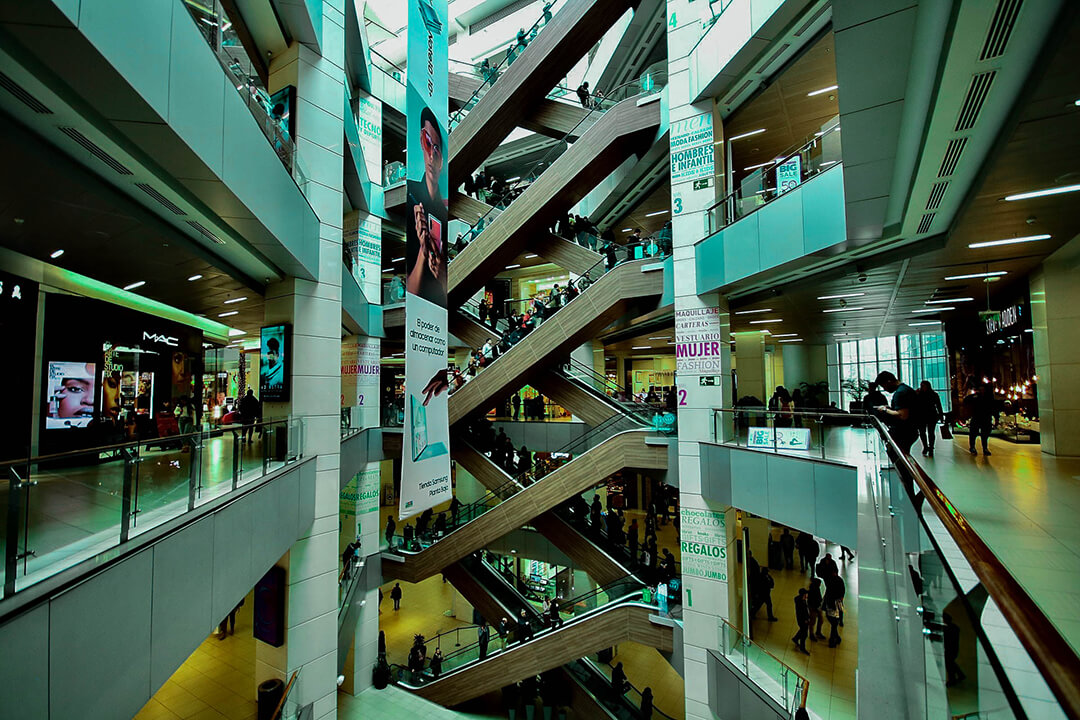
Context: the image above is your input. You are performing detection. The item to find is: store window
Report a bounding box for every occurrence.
[828,332,950,413]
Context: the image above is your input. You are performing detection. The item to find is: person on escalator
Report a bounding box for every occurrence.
[449,496,462,528]
[384,516,396,549]
[548,597,562,629]
[640,687,654,719]
[478,621,490,660]
[402,524,414,551]
[518,609,533,643]
[590,495,604,535]
[512,392,521,420]
[517,445,532,474]
[433,512,447,537]
[407,634,427,683]
[576,81,591,108]
[610,662,630,700]
[478,298,490,325]
[520,674,539,720]
[602,241,618,271]
[430,647,444,678]
[417,508,433,539]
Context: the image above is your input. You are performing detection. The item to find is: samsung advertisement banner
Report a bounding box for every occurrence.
[399,0,451,520]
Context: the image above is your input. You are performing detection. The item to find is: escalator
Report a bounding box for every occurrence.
[448,257,665,425]
[382,424,666,584]
[448,97,662,307]
[566,657,680,720]
[448,0,640,189]
[451,437,637,586]
[391,577,673,706]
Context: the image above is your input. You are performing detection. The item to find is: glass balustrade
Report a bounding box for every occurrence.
[718,618,808,715]
[1,418,303,598]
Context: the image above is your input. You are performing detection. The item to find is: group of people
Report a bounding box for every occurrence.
[575,81,608,110]
[499,670,571,720]
[383,496,465,552]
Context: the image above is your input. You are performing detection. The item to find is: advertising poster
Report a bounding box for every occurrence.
[356,89,383,184]
[680,507,728,581]
[354,212,382,301]
[675,306,725,375]
[670,113,714,182]
[340,464,381,545]
[776,155,801,195]
[399,0,451,520]
[260,324,290,402]
[748,427,811,451]
[341,335,381,428]
[45,361,96,428]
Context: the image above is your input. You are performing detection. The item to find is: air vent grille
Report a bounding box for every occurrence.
[980,0,1023,61]
[756,43,790,75]
[925,181,949,211]
[135,183,185,215]
[917,213,936,235]
[58,127,133,175]
[954,71,996,132]
[794,4,831,37]
[0,71,52,114]
[937,138,967,178]
[186,221,226,245]
[722,79,754,107]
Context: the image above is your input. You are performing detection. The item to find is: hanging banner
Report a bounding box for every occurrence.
[400,0,450,520]
[346,211,382,301]
[341,335,381,428]
[355,89,383,184]
[680,507,728,581]
[675,306,725,375]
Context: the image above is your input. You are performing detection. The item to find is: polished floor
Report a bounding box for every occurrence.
[134,592,257,720]
[917,435,1080,655]
[745,540,858,720]
[596,641,686,719]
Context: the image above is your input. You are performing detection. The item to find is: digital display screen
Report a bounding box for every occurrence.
[260,324,290,402]
[46,361,96,428]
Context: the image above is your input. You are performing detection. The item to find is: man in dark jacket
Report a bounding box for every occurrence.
[239,389,261,443]
[792,588,811,654]
[798,533,819,576]
[478,621,490,660]
[780,528,795,570]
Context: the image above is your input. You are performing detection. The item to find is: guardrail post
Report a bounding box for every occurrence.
[231,429,241,490]
[120,448,140,543]
[4,466,36,599]
[188,432,202,511]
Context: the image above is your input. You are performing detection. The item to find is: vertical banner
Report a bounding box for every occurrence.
[400,0,450,520]
[355,89,383,184]
[346,211,382,300]
[341,335,381,429]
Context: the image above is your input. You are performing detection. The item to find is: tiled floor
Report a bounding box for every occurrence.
[917,435,1080,655]
[134,593,257,720]
[378,566,477,669]
[339,685,494,719]
[744,540,858,720]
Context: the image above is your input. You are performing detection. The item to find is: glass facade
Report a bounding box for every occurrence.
[828,332,950,413]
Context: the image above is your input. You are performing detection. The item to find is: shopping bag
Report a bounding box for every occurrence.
[940,424,952,440]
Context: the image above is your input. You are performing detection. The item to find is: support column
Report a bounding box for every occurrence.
[256,4,347,718]
[666,2,736,717]
[1030,235,1080,456]
[734,331,767,404]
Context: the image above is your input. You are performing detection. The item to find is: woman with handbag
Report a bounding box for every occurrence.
[823,570,846,648]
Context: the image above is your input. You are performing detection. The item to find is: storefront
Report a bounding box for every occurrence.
[0,269,39,460]
[38,293,205,455]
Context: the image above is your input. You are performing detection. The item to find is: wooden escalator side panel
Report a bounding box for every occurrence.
[413,604,673,706]
[381,430,667,584]
[532,369,619,428]
[448,0,638,188]
[531,512,629,587]
[447,97,662,307]
[533,233,603,276]
[443,562,517,626]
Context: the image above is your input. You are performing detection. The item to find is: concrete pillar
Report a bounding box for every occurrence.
[667,2,736,717]
[734,332,766,404]
[255,4,347,718]
[1030,235,1080,456]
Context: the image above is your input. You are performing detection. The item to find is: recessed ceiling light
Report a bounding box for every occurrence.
[50,249,64,259]
[743,161,774,171]
[228,329,246,337]
[188,274,203,281]
[926,297,973,304]
[219,311,239,317]
[124,281,146,291]
[506,176,521,183]
[1024,328,1033,333]
[382,267,395,272]
[807,85,838,97]
[505,264,521,270]
[822,307,865,313]
[645,210,669,217]
[817,292,864,300]
[735,308,772,315]
[968,234,1050,249]
[621,228,634,233]
[648,336,671,340]
[749,319,783,324]
[727,128,766,142]
[1004,184,1080,201]
[223,297,247,304]
[912,307,953,313]
[778,339,803,343]
[631,346,650,350]
[833,332,857,336]
[525,254,538,258]
[909,321,941,326]
[944,271,1007,280]
[772,333,798,338]
[1075,99,1080,106]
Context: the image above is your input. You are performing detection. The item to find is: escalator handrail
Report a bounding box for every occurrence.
[556,358,659,426]
[395,593,653,687]
[584,658,680,720]
[386,423,648,558]
[867,416,1080,718]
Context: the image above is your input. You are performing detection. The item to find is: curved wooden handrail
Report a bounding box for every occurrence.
[270,669,300,720]
[871,417,1080,719]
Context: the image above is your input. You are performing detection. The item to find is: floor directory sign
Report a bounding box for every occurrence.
[399,0,450,520]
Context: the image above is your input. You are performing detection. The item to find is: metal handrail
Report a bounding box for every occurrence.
[868,416,1080,719]
[720,617,808,711]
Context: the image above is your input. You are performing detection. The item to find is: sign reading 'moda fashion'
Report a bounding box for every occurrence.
[399,0,451,520]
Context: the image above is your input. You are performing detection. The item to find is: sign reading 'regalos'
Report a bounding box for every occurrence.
[680,507,728,582]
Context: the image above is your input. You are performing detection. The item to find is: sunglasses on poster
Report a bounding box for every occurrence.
[421,127,442,158]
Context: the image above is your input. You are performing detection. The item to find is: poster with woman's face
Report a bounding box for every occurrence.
[46,361,96,428]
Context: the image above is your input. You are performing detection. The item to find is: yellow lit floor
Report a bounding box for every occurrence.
[598,641,685,719]
[745,541,858,720]
[134,592,257,720]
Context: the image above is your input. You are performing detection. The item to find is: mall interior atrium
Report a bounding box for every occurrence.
[1,0,1079,718]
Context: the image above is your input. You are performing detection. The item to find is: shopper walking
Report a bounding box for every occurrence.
[384,516,396,549]
[874,370,919,456]
[239,388,261,444]
[917,380,944,456]
[478,620,491,660]
[792,588,811,655]
[808,577,825,640]
[965,383,997,456]
[751,567,779,621]
[512,392,521,420]
[390,582,403,611]
[217,598,244,639]
[780,527,795,570]
[798,533,819,577]
[498,617,510,650]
